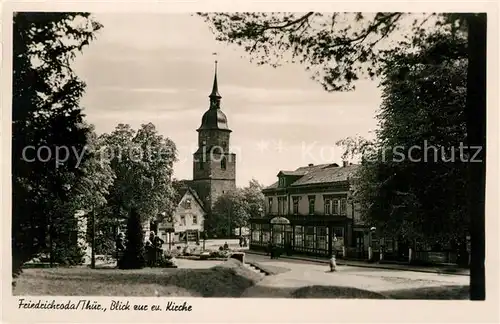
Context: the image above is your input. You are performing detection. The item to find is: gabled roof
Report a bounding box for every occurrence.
[173,180,206,212]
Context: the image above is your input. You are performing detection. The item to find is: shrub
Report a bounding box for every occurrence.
[209,250,231,259]
[119,208,145,269]
[52,244,85,266]
[164,249,181,259]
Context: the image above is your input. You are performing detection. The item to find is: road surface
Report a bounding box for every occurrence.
[243,253,468,296]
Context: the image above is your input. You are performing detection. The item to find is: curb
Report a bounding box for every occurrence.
[176,256,228,261]
[246,251,470,276]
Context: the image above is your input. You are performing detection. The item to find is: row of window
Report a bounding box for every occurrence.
[198,157,227,170]
[250,224,344,251]
[269,196,348,215]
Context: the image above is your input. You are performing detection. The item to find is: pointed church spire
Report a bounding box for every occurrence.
[210,59,221,99]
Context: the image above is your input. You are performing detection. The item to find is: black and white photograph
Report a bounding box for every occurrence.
[2,2,499,323]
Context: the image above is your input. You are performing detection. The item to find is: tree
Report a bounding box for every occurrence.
[119,208,145,269]
[348,31,469,248]
[70,125,115,259]
[241,179,266,219]
[199,12,486,299]
[336,136,374,164]
[208,190,249,238]
[12,13,102,275]
[207,180,266,237]
[99,123,178,229]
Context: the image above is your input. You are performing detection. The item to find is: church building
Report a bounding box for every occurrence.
[157,61,236,243]
[189,61,237,212]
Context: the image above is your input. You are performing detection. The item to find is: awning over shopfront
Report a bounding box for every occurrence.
[270,216,290,225]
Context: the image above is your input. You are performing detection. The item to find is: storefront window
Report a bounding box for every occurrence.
[262,231,270,243]
[262,224,270,243]
[316,226,327,250]
[294,226,304,250]
[272,224,284,245]
[333,227,344,250]
[305,226,315,248]
[251,224,261,243]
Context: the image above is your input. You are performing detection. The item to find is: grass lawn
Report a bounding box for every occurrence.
[289,285,469,299]
[386,285,469,299]
[13,259,262,297]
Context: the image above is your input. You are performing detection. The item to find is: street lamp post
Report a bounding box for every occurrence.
[91,207,96,269]
[228,204,232,239]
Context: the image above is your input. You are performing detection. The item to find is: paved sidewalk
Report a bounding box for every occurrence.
[245,251,470,276]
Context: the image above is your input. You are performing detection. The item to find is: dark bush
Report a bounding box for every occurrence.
[119,209,145,269]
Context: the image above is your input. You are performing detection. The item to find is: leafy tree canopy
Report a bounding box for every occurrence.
[99,123,178,224]
[198,12,466,91]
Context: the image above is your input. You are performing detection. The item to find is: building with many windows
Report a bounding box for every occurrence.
[249,162,371,257]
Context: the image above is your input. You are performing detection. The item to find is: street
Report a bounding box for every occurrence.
[243,253,469,297]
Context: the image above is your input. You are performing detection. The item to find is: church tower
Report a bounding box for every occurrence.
[191,61,236,212]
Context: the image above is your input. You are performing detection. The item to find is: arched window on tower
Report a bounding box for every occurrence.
[221,156,227,170]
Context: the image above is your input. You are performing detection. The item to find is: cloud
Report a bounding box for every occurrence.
[222,83,381,107]
[74,12,382,187]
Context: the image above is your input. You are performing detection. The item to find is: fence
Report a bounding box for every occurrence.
[414,251,458,264]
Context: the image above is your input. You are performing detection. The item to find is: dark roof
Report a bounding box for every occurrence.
[290,164,359,186]
[264,163,360,190]
[277,170,307,176]
[198,108,230,131]
[197,62,230,131]
[264,181,279,190]
[210,65,221,98]
[295,163,338,172]
[173,180,205,211]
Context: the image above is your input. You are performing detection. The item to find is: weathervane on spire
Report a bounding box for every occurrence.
[212,52,218,71]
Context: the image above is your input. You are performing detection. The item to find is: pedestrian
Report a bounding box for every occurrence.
[115,232,125,268]
[147,231,157,267]
[223,241,229,250]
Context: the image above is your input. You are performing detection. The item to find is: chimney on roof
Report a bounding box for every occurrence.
[308,163,314,167]
[342,160,349,167]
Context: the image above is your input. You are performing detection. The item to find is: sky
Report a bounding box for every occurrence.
[73,13,380,187]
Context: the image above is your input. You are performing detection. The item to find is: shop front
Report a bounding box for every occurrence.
[250,215,350,257]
